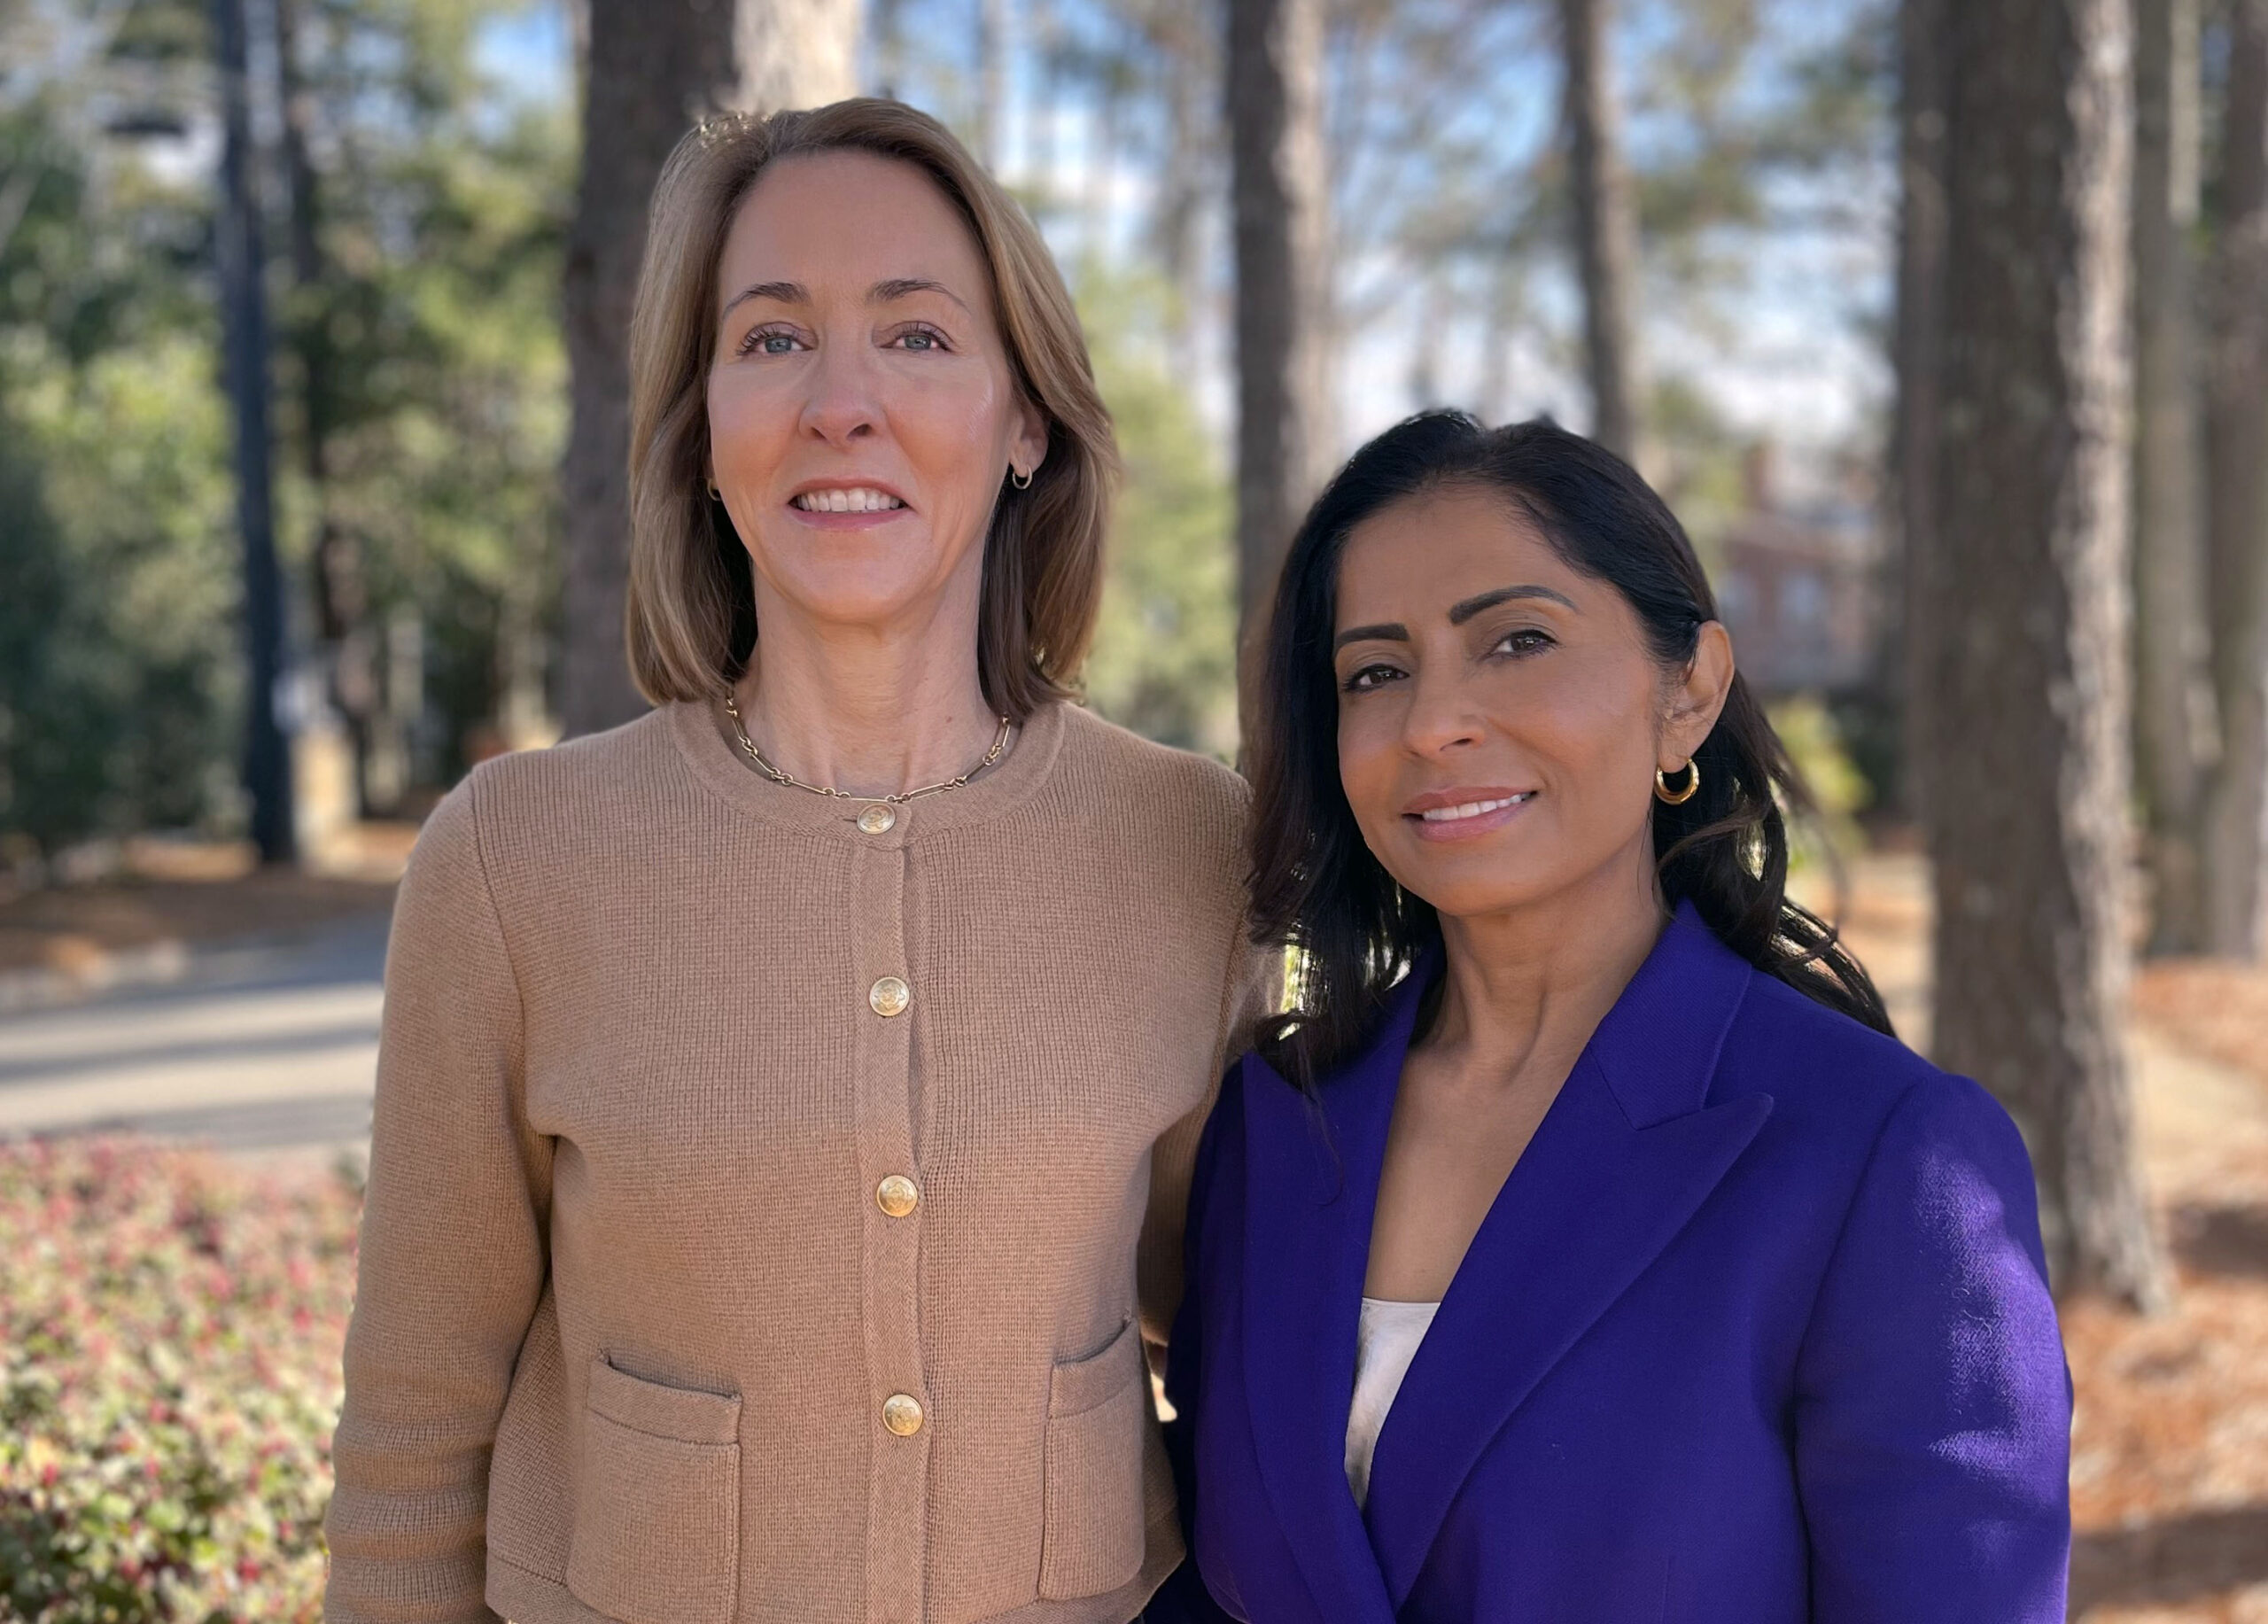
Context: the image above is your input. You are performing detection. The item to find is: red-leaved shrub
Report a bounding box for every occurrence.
[0,1138,359,1622]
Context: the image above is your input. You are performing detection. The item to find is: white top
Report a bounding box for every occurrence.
[1344,1297,1442,1509]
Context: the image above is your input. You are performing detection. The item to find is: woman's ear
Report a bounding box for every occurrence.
[1661,621,1736,769]
[1010,397,1048,484]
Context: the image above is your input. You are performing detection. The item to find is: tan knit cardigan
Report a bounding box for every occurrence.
[323,698,1265,1624]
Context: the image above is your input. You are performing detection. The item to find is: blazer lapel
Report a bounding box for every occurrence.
[1238,974,1426,1624]
[1361,906,1775,1609]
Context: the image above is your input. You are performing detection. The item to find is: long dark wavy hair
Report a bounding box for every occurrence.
[1247,411,1891,1089]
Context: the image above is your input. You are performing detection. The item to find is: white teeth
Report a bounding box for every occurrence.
[794,486,905,513]
[1418,794,1533,823]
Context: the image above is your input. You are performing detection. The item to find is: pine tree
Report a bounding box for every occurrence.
[1928,0,2171,1308]
[1225,0,1332,651]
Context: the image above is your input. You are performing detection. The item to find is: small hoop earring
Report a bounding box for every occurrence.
[1009,465,1034,491]
[707,481,721,501]
[1654,759,1701,805]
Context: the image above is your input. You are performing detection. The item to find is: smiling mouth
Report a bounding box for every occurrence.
[1415,793,1535,824]
[791,486,906,513]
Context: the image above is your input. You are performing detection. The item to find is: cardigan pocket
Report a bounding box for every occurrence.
[1038,1316,1147,1601]
[565,1356,742,1624]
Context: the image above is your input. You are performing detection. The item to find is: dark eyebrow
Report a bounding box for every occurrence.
[871,276,972,315]
[1334,585,1577,651]
[721,279,806,315]
[1447,583,1577,624]
[1333,622,1408,651]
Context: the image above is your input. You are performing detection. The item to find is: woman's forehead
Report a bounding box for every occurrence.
[1337,487,1578,615]
[718,152,990,305]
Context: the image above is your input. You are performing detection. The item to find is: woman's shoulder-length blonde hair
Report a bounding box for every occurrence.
[624,97,1118,722]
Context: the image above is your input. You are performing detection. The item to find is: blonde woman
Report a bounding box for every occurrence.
[325,101,1263,1624]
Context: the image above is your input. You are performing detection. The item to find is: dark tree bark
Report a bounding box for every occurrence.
[1226,0,1332,649]
[274,0,388,813]
[1891,0,1952,823]
[1930,0,2169,1307]
[559,0,860,738]
[1150,0,1212,350]
[975,0,1007,168]
[214,0,294,863]
[872,0,907,100]
[2201,0,2268,957]
[1558,0,1644,465]
[561,3,738,737]
[2133,0,2213,952]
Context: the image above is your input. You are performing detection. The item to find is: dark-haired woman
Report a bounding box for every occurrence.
[1157,414,2070,1623]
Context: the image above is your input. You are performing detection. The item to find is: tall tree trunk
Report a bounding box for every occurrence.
[560,0,862,738]
[975,0,1008,169]
[1479,262,1518,424]
[1153,0,1209,351]
[1030,0,1061,194]
[1930,0,2169,1308]
[1227,0,1332,652]
[1891,0,1951,825]
[1084,71,1124,266]
[1558,0,1644,466]
[214,0,295,863]
[274,0,386,813]
[2133,0,2213,953]
[734,0,863,112]
[2201,0,2268,957]
[873,0,907,100]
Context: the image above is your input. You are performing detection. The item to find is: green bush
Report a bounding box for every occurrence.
[1769,693,1871,876]
[0,1140,359,1623]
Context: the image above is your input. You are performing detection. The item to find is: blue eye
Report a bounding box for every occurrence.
[738,327,803,357]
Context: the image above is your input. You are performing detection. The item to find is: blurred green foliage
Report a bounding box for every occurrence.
[276,0,571,783]
[1771,692,1871,874]
[0,0,569,859]
[1079,269,1239,758]
[0,341,241,855]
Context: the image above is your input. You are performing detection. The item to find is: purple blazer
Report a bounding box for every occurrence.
[1157,905,2070,1623]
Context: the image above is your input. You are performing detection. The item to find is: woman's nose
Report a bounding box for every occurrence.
[1400,666,1484,758]
[797,344,881,446]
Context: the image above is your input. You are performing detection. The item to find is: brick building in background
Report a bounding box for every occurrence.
[1711,444,1881,697]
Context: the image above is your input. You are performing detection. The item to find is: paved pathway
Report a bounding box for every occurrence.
[0,912,389,1163]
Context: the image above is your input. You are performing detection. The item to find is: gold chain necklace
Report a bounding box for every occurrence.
[722,694,1012,805]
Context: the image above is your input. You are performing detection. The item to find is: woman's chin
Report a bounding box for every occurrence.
[1380,846,1549,921]
[754,557,973,632]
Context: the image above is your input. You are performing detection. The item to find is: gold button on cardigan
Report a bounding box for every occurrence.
[323,700,1267,1624]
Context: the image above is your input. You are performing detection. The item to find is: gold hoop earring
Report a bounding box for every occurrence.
[1009,465,1034,491]
[1655,759,1701,805]
[707,481,721,501]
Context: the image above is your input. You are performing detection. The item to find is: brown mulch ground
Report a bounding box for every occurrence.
[0,833,405,978]
[2135,961,2268,1092]
[2061,957,2268,1623]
